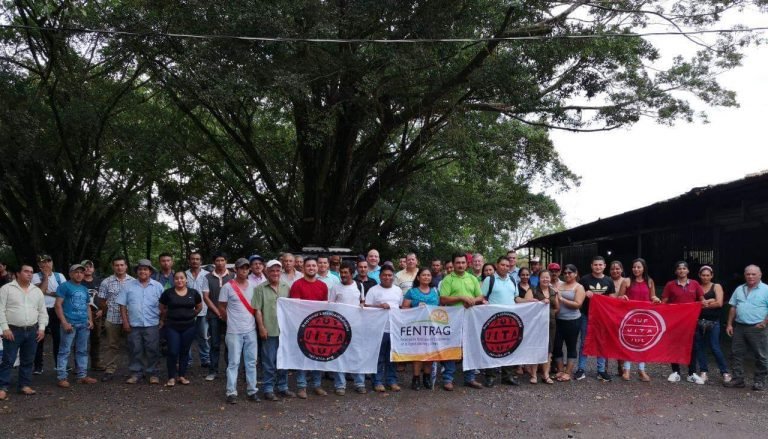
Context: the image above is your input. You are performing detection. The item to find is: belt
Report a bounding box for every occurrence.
[735,321,762,326]
[8,324,39,331]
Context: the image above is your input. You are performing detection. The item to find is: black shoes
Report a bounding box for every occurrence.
[422,373,433,390]
[411,376,421,391]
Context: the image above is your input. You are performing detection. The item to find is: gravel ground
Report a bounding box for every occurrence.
[2,349,768,438]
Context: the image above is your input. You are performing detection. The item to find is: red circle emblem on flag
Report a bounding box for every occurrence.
[297,310,352,361]
[619,309,666,352]
[481,312,524,358]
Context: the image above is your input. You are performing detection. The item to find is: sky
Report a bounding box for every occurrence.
[549,14,768,228]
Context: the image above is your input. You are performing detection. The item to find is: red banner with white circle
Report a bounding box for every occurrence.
[583,295,700,363]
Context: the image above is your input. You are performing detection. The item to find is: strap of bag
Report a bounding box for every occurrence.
[229,279,255,315]
[486,275,496,299]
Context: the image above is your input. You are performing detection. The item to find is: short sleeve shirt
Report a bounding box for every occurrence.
[317,273,340,291]
[97,274,134,324]
[186,269,210,317]
[329,282,364,306]
[403,287,440,307]
[729,282,768,325]
[159,288,201,330]
[365,285,402,332]
[482,274,519,306]
[116,279,164,327]
[662,279,704,304]
[33,272,65,308]
[251,281,290,336]
[206,271,234,317]
[580,274,616,315]
[439,272,482,306]
[219,280,256,334]
[56,281,90,325]
[394,270,418,294]
[289,278,328,301]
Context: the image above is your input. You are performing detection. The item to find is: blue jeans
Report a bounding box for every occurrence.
[0,326,38,391]
[188,316,210,366]
[375,333,398,387]
[296,369,322,389]
[334,372,365,390]
[166,325,196,379]
[442,361,476,384]
[259,336,288,394]
[695,320,729,374]
[207,317,226,374]
[225,331,258,397]
[577,314,606,372]
[57,323,90,380]
[127,326,161,376]
[623,361,646,371]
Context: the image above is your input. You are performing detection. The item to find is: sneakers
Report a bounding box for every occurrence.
[722,373,732,383]
[226,394,237,404]
[686,373,705,385]
[354,386,367,394]
[574,369,586,381]
[483,376,495,388]
[334,388,346,396]
[699,372,708,383]
[205,374,216,381]
[597,371,612,382]
[667,372,681,383]
[33,369,43,375]
[246,393,261,402]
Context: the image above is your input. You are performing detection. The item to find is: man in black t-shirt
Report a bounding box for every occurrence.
[575,256,615,382]
[353,259,377,297]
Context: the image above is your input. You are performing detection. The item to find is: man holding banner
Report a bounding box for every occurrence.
[480,256,521,387]
[725,265,768,391]
[364,265,403,392]
[439,253,486,390]
[289,257,329,398]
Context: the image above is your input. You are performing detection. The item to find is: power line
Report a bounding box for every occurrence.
[1,23,766,43]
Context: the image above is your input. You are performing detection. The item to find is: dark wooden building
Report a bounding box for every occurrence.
[520,171,768,293]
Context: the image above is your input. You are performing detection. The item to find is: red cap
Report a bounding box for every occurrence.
[547,262,561,271]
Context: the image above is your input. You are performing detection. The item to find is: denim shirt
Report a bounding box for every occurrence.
[116,278,164,327]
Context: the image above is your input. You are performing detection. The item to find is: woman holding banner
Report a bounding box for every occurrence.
[553,265,585,382]
[617,258,660,381]
[402,268,440,390]
[524,270,559,384]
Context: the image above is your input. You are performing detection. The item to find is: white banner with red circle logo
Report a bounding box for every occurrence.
[277,298,388,373]
[461,303,550,370]
[389,306,465,362]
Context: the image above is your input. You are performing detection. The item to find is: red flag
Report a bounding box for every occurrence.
[583,295,700,364]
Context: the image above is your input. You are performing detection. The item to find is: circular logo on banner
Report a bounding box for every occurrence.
[481,312,524,358]
[297,311,352,362]
[619,309,666,352]
[430,308,449,324]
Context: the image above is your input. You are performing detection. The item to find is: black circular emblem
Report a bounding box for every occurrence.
[480,312,524,358]
[297,310,352,361]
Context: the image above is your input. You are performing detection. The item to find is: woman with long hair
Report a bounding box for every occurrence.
[552,264,585,382]
[402,267,440,390]
[159,271,202,387]
[617,258,660,381]
[524,270,559,384]
[696,266,731,384]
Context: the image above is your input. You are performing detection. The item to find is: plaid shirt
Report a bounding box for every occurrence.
[97,274,134,324]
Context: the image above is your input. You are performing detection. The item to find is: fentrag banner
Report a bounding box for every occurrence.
[462,303,550,370]
[389,306,464,362]
[583,294,700,364]
[277,298,387,373]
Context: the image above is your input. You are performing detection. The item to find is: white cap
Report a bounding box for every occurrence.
[266,259,282,269]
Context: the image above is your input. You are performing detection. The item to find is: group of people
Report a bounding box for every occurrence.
[1,248,767,403]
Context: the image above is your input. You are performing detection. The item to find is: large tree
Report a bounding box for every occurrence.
[0,1,173,265]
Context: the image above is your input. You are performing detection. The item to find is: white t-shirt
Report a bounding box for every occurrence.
[33,272,65,308]
[219,280,256,334]
[394,270,418,294]
[365,285,402,332]
[329,282,364,306]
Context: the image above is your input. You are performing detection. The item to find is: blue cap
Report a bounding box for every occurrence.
[248,254,264,263]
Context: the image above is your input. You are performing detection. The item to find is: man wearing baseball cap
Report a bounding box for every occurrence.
[218,258,260,404]
[248,255,266,286]
[117,259,164,384]
[54,264,97,388]
[252,259,294,401]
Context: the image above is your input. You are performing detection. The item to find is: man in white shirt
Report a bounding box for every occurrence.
[280,253,301,286]
[0,265,48,399]
[218,258,259,404]
[364,265,402,393]
[185,252,210,369]
[329,262,366,395]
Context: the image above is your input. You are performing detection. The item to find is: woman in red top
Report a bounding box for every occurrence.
[661,261,705,384]
[617,258,659,381]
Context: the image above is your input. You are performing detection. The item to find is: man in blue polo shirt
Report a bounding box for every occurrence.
[725,265,768,391]
[480,256,521,387]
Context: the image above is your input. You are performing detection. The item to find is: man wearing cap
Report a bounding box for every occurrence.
[289,257,329,398]
[252,259,294,401]
[54,264,97,388]
[204,253,233,381]
[81,260,105,372]
[185,252,211,369]
[0,265,48,400]
[117,259,164,384]
[218,258,259,404]
[248,255,266,286]
[280,253,301,286]
[547,263,562,290]
[32,254,66,374]
[96,256,133,381]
